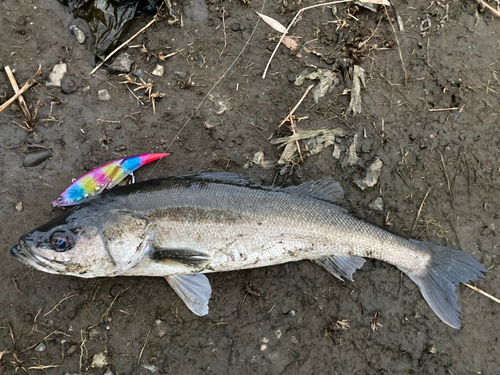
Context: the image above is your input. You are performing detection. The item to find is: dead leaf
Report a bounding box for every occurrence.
[256,12,287,33]
[282,36,298,51]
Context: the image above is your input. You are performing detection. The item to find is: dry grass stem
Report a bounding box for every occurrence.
[428,107,459,112]
[4,66,31,118]
[262,0,353,79]
[137,329,151,366]
[90,16,159,75]
[411,187,432,235]
[44,293,78,317]
[279,85,314,127]
[28,364,61,370]
[0,79,37,114]
[384,6,407,85]
[476,0,500,17]
[464,284,500,304]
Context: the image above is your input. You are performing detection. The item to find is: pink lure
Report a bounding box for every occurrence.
[52,153,169,206]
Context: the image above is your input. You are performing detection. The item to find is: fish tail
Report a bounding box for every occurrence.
[399,239,487,329]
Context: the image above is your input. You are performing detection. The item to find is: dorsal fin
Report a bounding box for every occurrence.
[283,177,345,205]
[181,172,251,186]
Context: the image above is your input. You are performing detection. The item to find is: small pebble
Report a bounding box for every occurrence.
[61,75,77,94]
[287,74,296,82]
[152,65,164,77]
[142,364,159,373]
[108,53,134,74]
[69,25,86,44]
[174,71,187,79]
[155,319,168,338]
[98,89,110,101]
[35,343,46,352]
[15,202,23,212]
[67,344,78,355]
[134,69,144,79]
[23,150,52,167]
[46,63,67,87]
[91,353,111,368]
[115,145,127,152]
[369,197,384,211]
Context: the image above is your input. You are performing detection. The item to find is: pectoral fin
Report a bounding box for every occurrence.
[165,274,212,316]
[148,247,210,267]
[315,256,366,282]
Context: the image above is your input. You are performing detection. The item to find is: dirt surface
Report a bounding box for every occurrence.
[1,0,499,373]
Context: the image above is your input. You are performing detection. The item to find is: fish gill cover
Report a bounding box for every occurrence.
[60,0,161,61]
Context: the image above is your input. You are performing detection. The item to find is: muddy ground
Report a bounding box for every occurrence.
[1,0,499,373]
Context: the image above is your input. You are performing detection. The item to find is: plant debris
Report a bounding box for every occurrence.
[347,65,366,115]
[295,69,340,103]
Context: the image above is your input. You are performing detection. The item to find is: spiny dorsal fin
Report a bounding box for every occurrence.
[283,177,345,205]
[315,255,366,282]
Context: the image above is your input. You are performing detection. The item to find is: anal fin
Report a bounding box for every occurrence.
[315,256,366,282]
[165,274,212,316]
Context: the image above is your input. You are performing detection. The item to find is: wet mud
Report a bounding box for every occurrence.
[0,0,499,374]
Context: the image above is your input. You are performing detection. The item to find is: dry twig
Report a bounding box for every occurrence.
[0,79,37,114]
[90,16,159,75]
[279,85,314,127]
[4,66,31,118]
[411,188,432,235]
[263,0,353,79]
[464,284,500,304]
[476,0,500,17]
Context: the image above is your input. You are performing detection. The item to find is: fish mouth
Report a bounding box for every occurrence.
[11,239,66,274]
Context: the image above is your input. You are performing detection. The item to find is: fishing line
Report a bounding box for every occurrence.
[146,0,267,179]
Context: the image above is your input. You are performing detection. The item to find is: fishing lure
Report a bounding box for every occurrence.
[52,153,169,206]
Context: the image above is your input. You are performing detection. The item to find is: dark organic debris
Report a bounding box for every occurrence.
[61,0,161,60]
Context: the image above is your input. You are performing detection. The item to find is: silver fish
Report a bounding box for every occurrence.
[11,173,486,328]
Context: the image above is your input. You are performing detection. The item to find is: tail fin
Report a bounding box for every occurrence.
[399,240,487,329]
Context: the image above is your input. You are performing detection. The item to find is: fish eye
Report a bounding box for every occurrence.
[50,231,74,252]
[56,197,63,203]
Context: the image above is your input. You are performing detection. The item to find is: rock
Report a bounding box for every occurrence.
[15,202,23,212]
[23,150,52,167]
[142,364,159,373]
[91,353,111,368]
[98,89,110,101]
[231,23,245,31]
[69,25,85,44]
[89,328,100,339]
[287,74,296,82]
[151,65,164,77]
[369,197,384,211]
[114,145,126,152]
[155,319,168,338]
[355,157,383,190]
[46,63,67,87]
[35,343,46,352]
[134,69,144,79]
[67,344,78,355]
[108,53,134,74]
[174,71,187,79]
[61,75,78,94]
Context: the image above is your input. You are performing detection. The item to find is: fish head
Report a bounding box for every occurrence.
[10,203,147,278]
